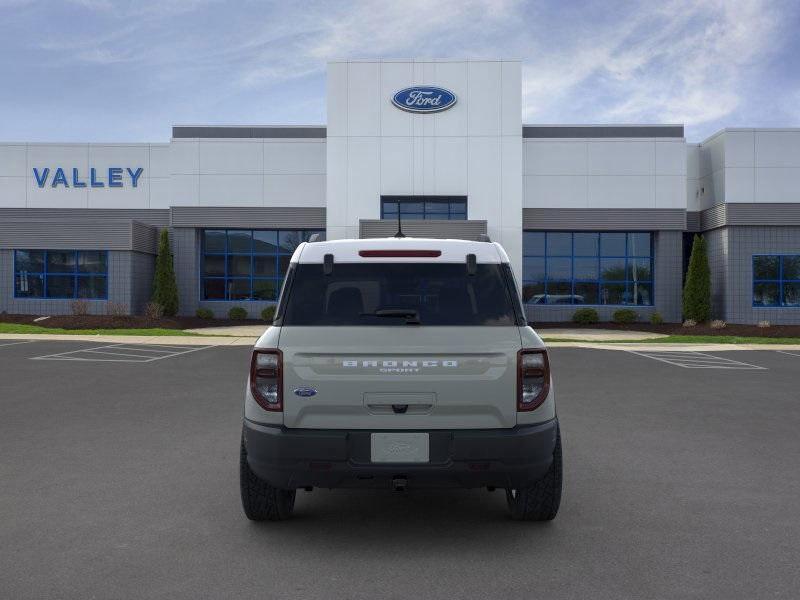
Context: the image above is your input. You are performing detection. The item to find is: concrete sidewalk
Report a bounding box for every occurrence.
[535,328,666,341]
[0,333,256,346]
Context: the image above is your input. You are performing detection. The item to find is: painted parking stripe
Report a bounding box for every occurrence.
[31,343,214,363]
[0,340,36,348]
[776,350,800,358]
[626,350,766,370]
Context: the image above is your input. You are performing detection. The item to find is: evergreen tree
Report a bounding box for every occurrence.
[152,229,179,317]
[683,234,711,322]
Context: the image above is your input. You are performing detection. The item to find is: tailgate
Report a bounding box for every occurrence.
[279,326,522,429]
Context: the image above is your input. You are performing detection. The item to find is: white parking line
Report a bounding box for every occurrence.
[31,343,214,363]
[776,350,800,358]
[0,340,36,348]
[627,350,766,370]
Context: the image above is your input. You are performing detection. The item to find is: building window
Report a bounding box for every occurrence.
[381,196,467,220]
[753,255,800,307]
[522,231,654,305]
[14,250,108,299]
[201,229,324,301]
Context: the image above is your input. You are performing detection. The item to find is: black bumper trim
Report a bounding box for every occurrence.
[243,419,559,490]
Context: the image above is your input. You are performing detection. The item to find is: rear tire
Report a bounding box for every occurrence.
[240,436,296,521]
[506,426,562,521]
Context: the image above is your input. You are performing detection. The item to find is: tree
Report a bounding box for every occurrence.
[152,229,179,317]
[683,234,711,322]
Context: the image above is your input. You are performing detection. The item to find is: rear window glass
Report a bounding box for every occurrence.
[281,263,519,326]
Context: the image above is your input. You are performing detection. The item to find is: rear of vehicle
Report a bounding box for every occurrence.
[240,238,561,521]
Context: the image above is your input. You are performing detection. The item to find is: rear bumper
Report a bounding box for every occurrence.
[242,418,559,490]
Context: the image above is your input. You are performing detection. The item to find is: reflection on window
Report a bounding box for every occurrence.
[201,229,324,301]
[381,196,467,220]
[522,231,654,306]
[14,250,108,299]
[753,255,800,307]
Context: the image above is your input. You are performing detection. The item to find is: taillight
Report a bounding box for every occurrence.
[517,349,550,411]
[250,349,282,411]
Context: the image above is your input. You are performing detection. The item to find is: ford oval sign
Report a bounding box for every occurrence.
[392,86,457,113]
[293,387,317,397]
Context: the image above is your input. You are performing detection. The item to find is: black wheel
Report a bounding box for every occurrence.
[240,436,296,521]
[506,427,562,521]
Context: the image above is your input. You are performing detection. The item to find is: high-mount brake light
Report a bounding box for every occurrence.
[250,349,283,411]
[358,250,442,258]
[517,349,550,411]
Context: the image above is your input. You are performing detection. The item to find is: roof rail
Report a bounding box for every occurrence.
[307,233,322,243]
[477,234,492,243]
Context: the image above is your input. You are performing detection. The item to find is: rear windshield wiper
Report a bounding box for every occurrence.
[360,308,421,324]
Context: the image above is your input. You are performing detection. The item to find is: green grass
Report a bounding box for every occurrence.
[540,334,800,345]
[0,323,202,336]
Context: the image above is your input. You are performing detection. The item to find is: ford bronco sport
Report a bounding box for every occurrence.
[240,237,562,521]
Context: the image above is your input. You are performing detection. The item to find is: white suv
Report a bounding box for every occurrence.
[240,237,562,521]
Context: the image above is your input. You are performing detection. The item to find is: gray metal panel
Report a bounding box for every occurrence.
[170,206,326,229]
[522,125,684,138]
[726,203,800,226]
[172,126,326,139]
[686,212,701,232]
[522,208,686,230]
[0,208,169,227]
[0,220,135,250]
[131,221,159,254]
[700,204,727,231]
[359,219,488,241]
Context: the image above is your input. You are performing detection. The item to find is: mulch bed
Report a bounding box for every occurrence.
[0,313,268,330]
[531,321,800,338]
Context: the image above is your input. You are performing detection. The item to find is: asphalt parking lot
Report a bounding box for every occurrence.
[1,340,799,599]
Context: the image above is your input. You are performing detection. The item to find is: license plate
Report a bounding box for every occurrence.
[370,433,429,463]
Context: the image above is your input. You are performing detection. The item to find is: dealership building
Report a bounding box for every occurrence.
[1,59,799,323]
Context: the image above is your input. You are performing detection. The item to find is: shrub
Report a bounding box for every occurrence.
[649,312,664,325]
[572,307,599,324]
[70,299,90,316]
[106,302,127,317]
[152,229,179,317]
[682,319,697,328]
[196,308,214,320]
[683,234,711,322]
[757,320,771,328]
[710,319,726,329]
[261,305,277,322]
[612,309,637,324]
[144,301,164,320]
[228,306,248,320]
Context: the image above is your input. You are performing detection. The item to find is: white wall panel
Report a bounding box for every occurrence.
[524,141,586,175]
[655,175,686,208]
[198,174,261,206]
[501,61,522,137]
[500,137,522,229]
[346,62,380,137]
[0,176,26,207]
[148,177,172,209]
[0,145,27,176]
[380,137,412,195]
[723,130,755,167]
[467,137,501,221]
[325,137,348,228]
[587,175,654,208]
[755,131,800,167]
[379,62,413,137]
[524,175,587,208]
[327,62,349,138]
[199,141,262,174]
[347,137,380,221]
[723,168,755,203]
[432,61,468,137]
[88,184,149,209]
[467,62,501,136]
[169,141,199,175]
[169,174,199,206]
[264,174,325,207]
[755,167,800,203]
[587,141,654,175]
[263,141,325,174]
[433,137,467,195]
[27,183,88,208]
[421,136,436,195]
[655,141,686,175]
[149,144,170,179]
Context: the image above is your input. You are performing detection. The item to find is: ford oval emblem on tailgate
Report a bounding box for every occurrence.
[293,387,317,397]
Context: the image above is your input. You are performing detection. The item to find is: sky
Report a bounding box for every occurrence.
[1,0,798,143]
